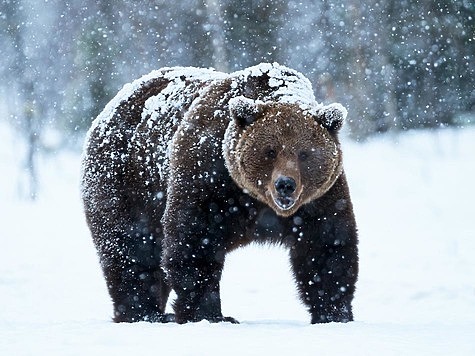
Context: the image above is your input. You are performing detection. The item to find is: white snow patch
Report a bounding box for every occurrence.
[235,62,321,115]
[87,69,163,141]
[318,103,348,127]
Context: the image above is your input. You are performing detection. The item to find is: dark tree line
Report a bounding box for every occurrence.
[1,0,474,197]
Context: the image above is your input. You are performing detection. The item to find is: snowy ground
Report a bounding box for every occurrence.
[1,123,474,355]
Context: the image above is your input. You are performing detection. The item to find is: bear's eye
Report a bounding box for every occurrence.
[298,151,309,161]
[265,148,277,160]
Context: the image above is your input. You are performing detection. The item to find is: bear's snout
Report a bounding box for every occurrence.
[275,176,296,197]
[271,175,301,212]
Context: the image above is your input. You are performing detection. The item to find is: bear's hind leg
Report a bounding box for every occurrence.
[107,263,172,323]
[99,228,174,323]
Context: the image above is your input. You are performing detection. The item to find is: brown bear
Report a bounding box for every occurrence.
[81,62,358,324]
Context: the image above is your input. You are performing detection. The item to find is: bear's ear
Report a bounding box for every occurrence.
[229,96,262,127]
[316,103,347,131]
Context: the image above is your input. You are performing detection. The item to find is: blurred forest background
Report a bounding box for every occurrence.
[0,0,474,198]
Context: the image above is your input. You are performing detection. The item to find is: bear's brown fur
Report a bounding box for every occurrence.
[81,63,358,324]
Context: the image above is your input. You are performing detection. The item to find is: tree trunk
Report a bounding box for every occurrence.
[205,0,228,72]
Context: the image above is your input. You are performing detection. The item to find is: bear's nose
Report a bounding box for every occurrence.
[274,176,296,197]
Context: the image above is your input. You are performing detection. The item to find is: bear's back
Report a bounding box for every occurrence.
[85,67,229,157]
[81,67,229,215]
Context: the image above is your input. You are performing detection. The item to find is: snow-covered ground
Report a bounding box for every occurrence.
[1,123,474,355]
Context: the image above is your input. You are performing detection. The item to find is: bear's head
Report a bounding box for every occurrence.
[224,96,347,217]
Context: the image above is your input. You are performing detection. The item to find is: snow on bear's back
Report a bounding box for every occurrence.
[88,67,230,142]
[86,63,318,144]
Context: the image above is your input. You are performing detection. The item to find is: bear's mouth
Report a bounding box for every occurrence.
[273,195,296,211]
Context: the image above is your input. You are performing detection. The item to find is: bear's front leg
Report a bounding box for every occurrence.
[290,242,358,323]
[162,203,238,324]
[288,207,358,323]
[166,259,237,324]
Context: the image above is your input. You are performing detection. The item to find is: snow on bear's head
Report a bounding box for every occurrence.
[224,96,347,217]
